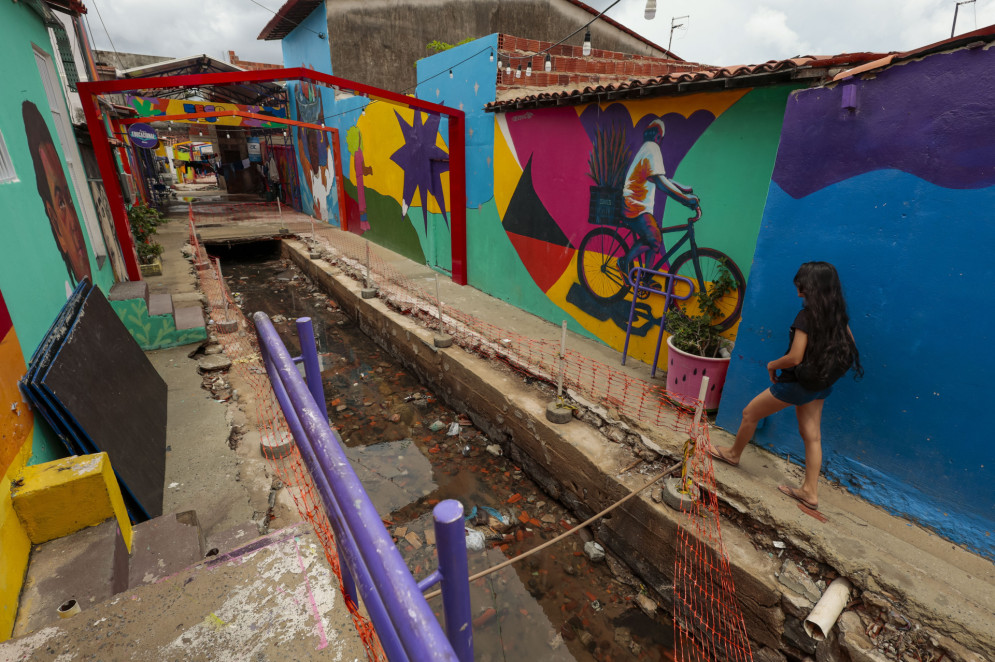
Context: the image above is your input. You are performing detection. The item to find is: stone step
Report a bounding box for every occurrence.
[108,281,150,305]
[173,305,206,331]
[147,292,174,317]
[128,511,206,589]
[11,518,129,638]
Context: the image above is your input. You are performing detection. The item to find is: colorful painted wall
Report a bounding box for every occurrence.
[0,2,116,637]
[716,46,995,559]
[282,3,341,223]
[491,87,796,362]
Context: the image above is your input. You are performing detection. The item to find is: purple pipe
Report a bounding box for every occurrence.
[253,312,459,661]
[433,500,473,662]
[295,317,328,422]
[258,341,361,611]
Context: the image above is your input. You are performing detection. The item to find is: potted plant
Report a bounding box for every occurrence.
[128,204,166,276]
[664,265,738,410]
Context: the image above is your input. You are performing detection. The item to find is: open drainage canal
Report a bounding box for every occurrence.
[211,241,678,662]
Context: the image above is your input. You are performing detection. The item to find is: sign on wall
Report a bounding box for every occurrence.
[127,123,158,149]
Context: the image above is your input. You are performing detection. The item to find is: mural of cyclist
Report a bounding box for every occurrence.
[620,118,699,275]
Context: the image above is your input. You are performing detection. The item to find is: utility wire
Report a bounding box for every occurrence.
[248,0,325,38]
[89,0,123,71]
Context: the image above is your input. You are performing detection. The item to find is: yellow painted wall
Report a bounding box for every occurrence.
[11,452,133,552]
[1,442,32,641]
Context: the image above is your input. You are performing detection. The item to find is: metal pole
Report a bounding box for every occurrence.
[296,317,327,422]
[435,273,443,331]
[253,313,457,661]
[365,241,371,289]
[257,341,361,611]
[556,320,567,399]
[433,500,473,662]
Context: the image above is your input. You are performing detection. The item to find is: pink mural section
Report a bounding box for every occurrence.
[503,107,593,240]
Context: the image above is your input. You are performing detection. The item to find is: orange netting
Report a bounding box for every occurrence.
[187,201,753,661]
[189,210,387,661]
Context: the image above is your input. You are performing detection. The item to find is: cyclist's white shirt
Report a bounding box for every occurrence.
[622,141,666,218]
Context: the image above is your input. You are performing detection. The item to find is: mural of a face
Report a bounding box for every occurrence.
[22,101,92,285]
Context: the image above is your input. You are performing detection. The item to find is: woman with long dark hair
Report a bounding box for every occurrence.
[709,262,862,510]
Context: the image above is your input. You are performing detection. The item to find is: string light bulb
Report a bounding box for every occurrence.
[449,69,453,79]
[545,53,552,72]
[644,0,656,19]
[505,65,512,76]
[583,29,592,56]
[525,61,532,77]
[489,51,494,62]
[516,64,522,78]
[226,132,231,139]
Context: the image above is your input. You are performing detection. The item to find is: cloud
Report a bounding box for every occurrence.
[85,0,283,64]
[744,7,808,58]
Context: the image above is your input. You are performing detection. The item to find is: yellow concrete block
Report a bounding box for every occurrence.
[10,453,133,553]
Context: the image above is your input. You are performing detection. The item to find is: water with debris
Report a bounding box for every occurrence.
[215,242,678,661]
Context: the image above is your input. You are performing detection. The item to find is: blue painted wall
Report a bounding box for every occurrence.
[282,2,341,224]
[717,46,995,559]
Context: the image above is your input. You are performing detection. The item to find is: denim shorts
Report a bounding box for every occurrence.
[770,380,832,405]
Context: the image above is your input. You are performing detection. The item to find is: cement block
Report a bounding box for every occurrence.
[107,281,149,302]
[128,511,205,587]
[174,306,205,330]
[147,293,173,317]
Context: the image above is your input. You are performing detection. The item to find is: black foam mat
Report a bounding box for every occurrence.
[39,286,166,518]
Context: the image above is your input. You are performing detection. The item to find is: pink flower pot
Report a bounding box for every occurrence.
[666,336,731,411]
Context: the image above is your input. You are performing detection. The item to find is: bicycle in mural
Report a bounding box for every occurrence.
[576,197,746,331]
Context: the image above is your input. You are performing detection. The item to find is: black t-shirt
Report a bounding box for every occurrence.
[777,308,811,383]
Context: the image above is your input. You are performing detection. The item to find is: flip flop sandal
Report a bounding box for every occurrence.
[778,485,819,511]
[708,446,740,468]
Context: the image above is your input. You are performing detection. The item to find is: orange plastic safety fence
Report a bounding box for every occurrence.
[674,424,754,662]
[192,238,387,661]
[190,203,755,660]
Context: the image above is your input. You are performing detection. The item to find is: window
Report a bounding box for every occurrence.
[0,130,16,184]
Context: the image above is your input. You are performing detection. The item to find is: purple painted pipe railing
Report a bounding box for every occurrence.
[253,312,473,662]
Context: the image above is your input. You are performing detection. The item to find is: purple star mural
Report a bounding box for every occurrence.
[390,110,450,231]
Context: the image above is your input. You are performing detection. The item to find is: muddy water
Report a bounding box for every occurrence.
[215,242,677,662]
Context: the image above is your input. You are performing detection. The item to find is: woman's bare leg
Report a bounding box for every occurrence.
[712,389,790,464]
[785,398,825,505]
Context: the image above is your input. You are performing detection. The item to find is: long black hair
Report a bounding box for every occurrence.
[794,262,863,379]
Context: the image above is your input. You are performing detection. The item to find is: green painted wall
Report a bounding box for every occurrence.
[658,86,799,277]
[0,2,116,464]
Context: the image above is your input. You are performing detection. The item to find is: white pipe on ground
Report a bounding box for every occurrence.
[804,577,852,640]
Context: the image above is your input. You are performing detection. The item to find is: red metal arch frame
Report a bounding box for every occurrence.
[78,68,467,284]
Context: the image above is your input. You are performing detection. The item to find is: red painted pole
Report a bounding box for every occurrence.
[78,91,141,280]
[448,112,467,286]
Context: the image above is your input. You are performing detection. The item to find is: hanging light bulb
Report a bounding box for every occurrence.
[516,64,522,78]
[497,58,502,71]
[505,65,512,76]
[449,69,453,79]
[583,29,592,56]
[226,132,231,139]
[283,130,287,137]
[489,51,494,63]
[525,61,532,77]
[545,53,552,72]
[644,0,656,19]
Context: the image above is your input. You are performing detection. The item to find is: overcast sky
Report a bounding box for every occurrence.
[85,0,994,68]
